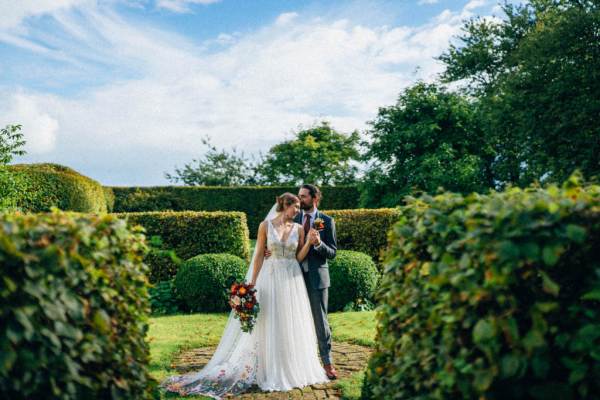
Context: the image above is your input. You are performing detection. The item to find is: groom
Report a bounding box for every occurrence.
[296,184,338,380]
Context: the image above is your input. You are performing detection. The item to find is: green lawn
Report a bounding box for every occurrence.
[148,310,376,399]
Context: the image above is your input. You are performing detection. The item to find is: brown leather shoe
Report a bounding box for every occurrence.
[324,364,338,380]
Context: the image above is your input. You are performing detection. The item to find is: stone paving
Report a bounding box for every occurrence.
[173,341,373,399]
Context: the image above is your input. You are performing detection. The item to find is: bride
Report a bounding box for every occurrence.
[162,193,329,398]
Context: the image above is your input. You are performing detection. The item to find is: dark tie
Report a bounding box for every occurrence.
[303,214,311,235]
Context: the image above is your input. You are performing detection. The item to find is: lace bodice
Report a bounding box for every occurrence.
[266,220,300,260]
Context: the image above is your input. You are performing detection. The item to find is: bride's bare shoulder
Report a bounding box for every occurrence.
[257,221,269,235]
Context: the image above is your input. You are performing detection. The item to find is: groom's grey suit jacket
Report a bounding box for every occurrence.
[294,210,337,289]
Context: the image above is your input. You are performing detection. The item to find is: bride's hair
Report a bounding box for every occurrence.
[276,192,300,212]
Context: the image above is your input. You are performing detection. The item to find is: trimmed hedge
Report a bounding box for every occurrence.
[113,211,250,262]
[108,185,360,237]
[174,253,247,312]
[103,187,115,212]
[364,175,600,400]
[325,208,401,264]
[0,209,155,399]
[2,163,108,213]
[145,248,182,284]
[0,165,23,211]
[329,250,379,312]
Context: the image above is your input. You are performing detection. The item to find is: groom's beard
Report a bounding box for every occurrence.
[300,202,313,211]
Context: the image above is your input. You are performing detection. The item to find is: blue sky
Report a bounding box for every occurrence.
[0,0,504,185]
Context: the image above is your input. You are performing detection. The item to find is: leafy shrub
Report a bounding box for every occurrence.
[149,280,180,316]
[3,163,108,213]
[364,174,600,400]
[114,211,250,261]
[325,209,401,265]
[0,208,155,399]
[109,185,360,237]
[174,254,247,312]
[0,165,23,211]
[329,250,379,312]
[103,187,115,212]
[144,248,182,284]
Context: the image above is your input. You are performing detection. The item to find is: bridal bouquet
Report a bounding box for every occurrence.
[229,282,260,333]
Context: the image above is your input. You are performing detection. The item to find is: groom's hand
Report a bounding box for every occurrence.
[308,229,321,246]
[264,247,272,258]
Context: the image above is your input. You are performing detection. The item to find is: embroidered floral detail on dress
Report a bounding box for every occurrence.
[162,337,259,398]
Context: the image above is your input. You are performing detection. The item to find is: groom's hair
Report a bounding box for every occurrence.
[301,184,321,204]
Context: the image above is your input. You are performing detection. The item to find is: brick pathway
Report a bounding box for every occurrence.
[172,342,373,399]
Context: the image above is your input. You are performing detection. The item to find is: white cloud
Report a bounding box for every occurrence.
[275,12,299,26]
[1,92,58,155]
[491,4,504,14]
[465,0,488,11]
[0,2,491,184]
[156,0,221,13]
[0,0,91,30]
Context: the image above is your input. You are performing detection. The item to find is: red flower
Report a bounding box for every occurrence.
[229,280,259,333]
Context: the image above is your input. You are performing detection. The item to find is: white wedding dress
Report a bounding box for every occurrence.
[162,207,329,398]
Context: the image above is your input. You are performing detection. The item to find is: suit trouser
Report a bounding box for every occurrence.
[303,271,332,365]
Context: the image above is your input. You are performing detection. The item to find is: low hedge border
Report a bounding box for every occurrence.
[325,208,401,265]
[113,210,250,262]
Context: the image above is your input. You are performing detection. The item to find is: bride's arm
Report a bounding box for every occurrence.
[296,225,312,262]
[250,222,267,286]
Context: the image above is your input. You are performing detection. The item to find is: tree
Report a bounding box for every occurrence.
[360,82,494,207]
[165,137,259,186]
[440,0,600,185]
[1,124,26,165]
[256,122,361,186]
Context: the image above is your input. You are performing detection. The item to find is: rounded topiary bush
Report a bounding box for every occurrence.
[174,253,247,312]
[364,174,600,400]
[5,163,108,213]
[329,250,379,312]
[0,208,155,399]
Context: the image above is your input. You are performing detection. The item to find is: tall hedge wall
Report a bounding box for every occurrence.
[1,163,108,213]
[0,209,155,399]
[325,208,401,264]
[113,210,250,261]
[108,185,360,237]
[364,175,600,400]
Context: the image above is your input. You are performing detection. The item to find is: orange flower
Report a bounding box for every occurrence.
[314,218,325,231]
[238,287,247,295]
